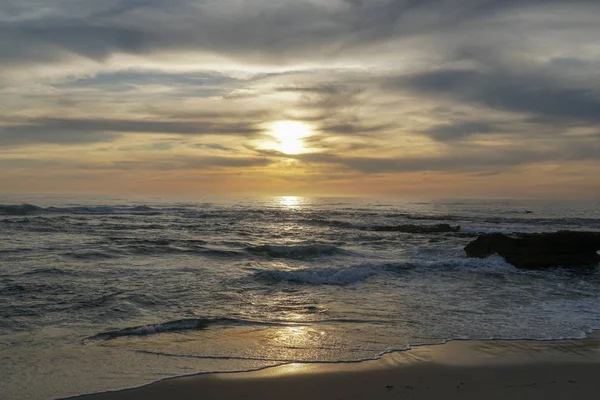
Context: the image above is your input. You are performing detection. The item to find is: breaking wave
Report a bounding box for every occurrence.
[252,256,515,285]
[413,255,515,271]
[86,317,279,342]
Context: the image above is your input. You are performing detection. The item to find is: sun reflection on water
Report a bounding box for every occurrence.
[279,196,303,209]
[264,325,327,361]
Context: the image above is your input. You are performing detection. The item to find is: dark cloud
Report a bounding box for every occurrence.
[0,155,271,171]
[0,1,331,65]
[319,123,390,136]
[0,158,65,169]
[0,23,150,64]
[294,137,600,174]
[108,156,272,170]
[337,152,544,174]
[423,121,497,141]
[55,70,239,95]
[397,68,600,123]
[275,85,342,95]
[1,117,262,146]
[2,0,599,69]
[34,117,261,135]
[0,126,120,146]
[194,143,237,152]
[295,151,518,174]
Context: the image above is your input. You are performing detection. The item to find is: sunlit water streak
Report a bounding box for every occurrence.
[1,195,600,400]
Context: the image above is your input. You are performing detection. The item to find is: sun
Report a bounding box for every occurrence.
[270,121,311,155]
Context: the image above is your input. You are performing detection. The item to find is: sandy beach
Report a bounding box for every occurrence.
[67,333,600,400]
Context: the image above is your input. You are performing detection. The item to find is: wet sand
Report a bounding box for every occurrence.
[67,333,600,400]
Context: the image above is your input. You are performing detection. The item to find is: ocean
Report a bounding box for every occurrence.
[1,195,600,400]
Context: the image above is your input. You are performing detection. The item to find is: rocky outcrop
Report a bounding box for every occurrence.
[366,223,460,233]
[464,231,600,269]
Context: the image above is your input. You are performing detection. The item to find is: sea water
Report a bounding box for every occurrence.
[1,195,600,400]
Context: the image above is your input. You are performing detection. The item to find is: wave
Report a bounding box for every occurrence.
[252,256,515,285]
[246,243,346,259]
[399,212,600,226]
[86,317,280,341]
[61,250,121,260]
[302,217,592,235]
[304,219,463,234]
[22,267,75,276]
[87,318,213,341]
[49,205,163,215]
[0,203,162,216]
[0,204,43,215]
[411,255,515,271]
[0,247,34,255]
[461,226,549,234]
[304,218,355,228]
[119,242,242,257]
[362,223,460,233]
[303,219,560,237]
[253,265,378,285]
[197,248,244,257]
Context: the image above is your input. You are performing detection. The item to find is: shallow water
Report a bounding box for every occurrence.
[1,195,600,400]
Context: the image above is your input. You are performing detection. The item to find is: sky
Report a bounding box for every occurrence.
[1,0,599,199]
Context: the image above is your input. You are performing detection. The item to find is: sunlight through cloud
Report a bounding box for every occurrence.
[270,121,312,155]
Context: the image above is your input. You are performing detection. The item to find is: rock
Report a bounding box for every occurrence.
[366,223,460,233]
[464,231,600,269]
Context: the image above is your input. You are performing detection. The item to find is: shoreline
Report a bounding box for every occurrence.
[64,332,600,400]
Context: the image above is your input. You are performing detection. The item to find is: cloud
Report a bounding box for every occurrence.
[295,150,537,174]
[2,0,600,197]
[275,85,343,95]
[398,68,600,123]
[319,123,391,136]
[0,155,271,171]
[1,117,263,146]
[54,70,240,95]
[2,0,599,76]
[0,1,334,68]
[0,125,120,145]
[295,135,600,174]
[102,156,272,170]
[193,143,237,152]
[423,121,497,142]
